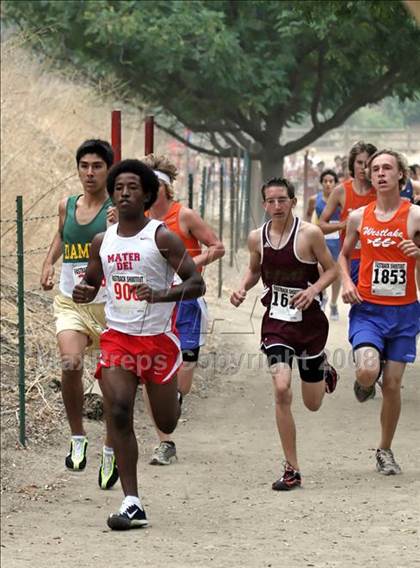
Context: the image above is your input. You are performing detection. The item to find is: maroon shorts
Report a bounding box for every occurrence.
[260,307,329,359]
[95,328,182,384]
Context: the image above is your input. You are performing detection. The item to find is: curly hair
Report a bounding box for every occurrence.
[141,154,178,199]
[106,159,159,211]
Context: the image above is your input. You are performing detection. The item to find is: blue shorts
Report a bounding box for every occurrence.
[349,301,419,363]
[176,297,208,352]
[350,259,360,285]
[326,239,340,261]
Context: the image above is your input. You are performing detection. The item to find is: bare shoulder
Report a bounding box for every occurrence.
[58,196,68,214]
[349,206,365,221]
[409,203,420,222]
[299,219,323,238]
[179,205,201,225]
[248,228,262,250]
[347,206,365,231]
[332,183,345,199]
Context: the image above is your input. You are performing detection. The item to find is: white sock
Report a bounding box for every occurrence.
[72,435,86,442]
[120,495,141,512]
[103,446,114,455]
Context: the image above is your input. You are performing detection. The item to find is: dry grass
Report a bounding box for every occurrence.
[0,33,218,450]
[0,33,170,447]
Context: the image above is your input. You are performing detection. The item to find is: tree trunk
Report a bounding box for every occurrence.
[260,153,284,181]
[246,153,288,231]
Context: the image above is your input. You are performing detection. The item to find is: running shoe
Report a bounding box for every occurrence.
[324,363,339,394]
[107,503,148,530]
[320,293,328,312]
[65,437,88,471]
[149,441,177,465]
[98,452,119,490]
[272,462,302,491]
[330,304,339,321]
[376,449,402,476]
[353,380,376,402]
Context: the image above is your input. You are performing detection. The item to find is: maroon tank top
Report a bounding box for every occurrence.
[261,217,321,312]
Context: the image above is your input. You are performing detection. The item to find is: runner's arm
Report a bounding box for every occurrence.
[72,234,105,303]
[412,180,420,205]
[135,226,204,303]
[180,208,225,268]
[230,230,261,307]
[305,195,316,222]
[318,186,346,234]
[290,226,337,310]
[338,209,363,304]
[399,205,420,290]
[40,197,67,290]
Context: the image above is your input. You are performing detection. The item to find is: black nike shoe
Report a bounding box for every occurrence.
[107,503,148,530]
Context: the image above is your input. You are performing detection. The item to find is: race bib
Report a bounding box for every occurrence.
[111,273,147,311]
[371,261,407,297]
[73,263,87,286]
[269,285,303,322]
[73,263,105,289]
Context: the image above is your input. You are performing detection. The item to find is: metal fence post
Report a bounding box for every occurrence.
[111,110,122,163]
[218,161,224,298]
[188,173,194,209]
[200,166,207,219]
[16,196,26,446]
[145,115,154,155]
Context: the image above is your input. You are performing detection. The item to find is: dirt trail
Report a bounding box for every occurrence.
[1,295,419,568]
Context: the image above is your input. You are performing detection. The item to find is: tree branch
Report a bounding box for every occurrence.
[154,120,237,157]
[281,68,400,156]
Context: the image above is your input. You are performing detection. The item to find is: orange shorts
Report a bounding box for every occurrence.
[95,328,182,384]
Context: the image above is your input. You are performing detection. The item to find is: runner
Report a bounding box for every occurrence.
[40,139,119,489]
[306,169,341,320]
[339,149,420,475]
[319,141,377,284]
[142,153,225,465]
[73,159,205,529]
[230,177,338,491]
[400,164,420,204]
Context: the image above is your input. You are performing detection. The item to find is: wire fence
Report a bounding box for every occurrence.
[0,155,252,446]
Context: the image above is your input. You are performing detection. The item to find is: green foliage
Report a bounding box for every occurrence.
[347,97,420,129]
[3,0,420,174]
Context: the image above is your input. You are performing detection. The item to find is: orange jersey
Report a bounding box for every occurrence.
[357,200,417,305]
[340,179,376,260]
[147,202,202,266]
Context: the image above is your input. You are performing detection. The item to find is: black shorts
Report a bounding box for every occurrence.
[182,346,200,363]
[262,344,326,383]
[261,306,328,359]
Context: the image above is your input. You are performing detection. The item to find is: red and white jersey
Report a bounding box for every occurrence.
[100,220,176,335]
[357,200,417,305]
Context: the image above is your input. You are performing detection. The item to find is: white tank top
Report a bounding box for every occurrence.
[100,220,176,336]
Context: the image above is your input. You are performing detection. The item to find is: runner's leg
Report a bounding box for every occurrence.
[271,364,298,471]
[379,360,405,449]
[58,330,89,435]
[99,366,138,497]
